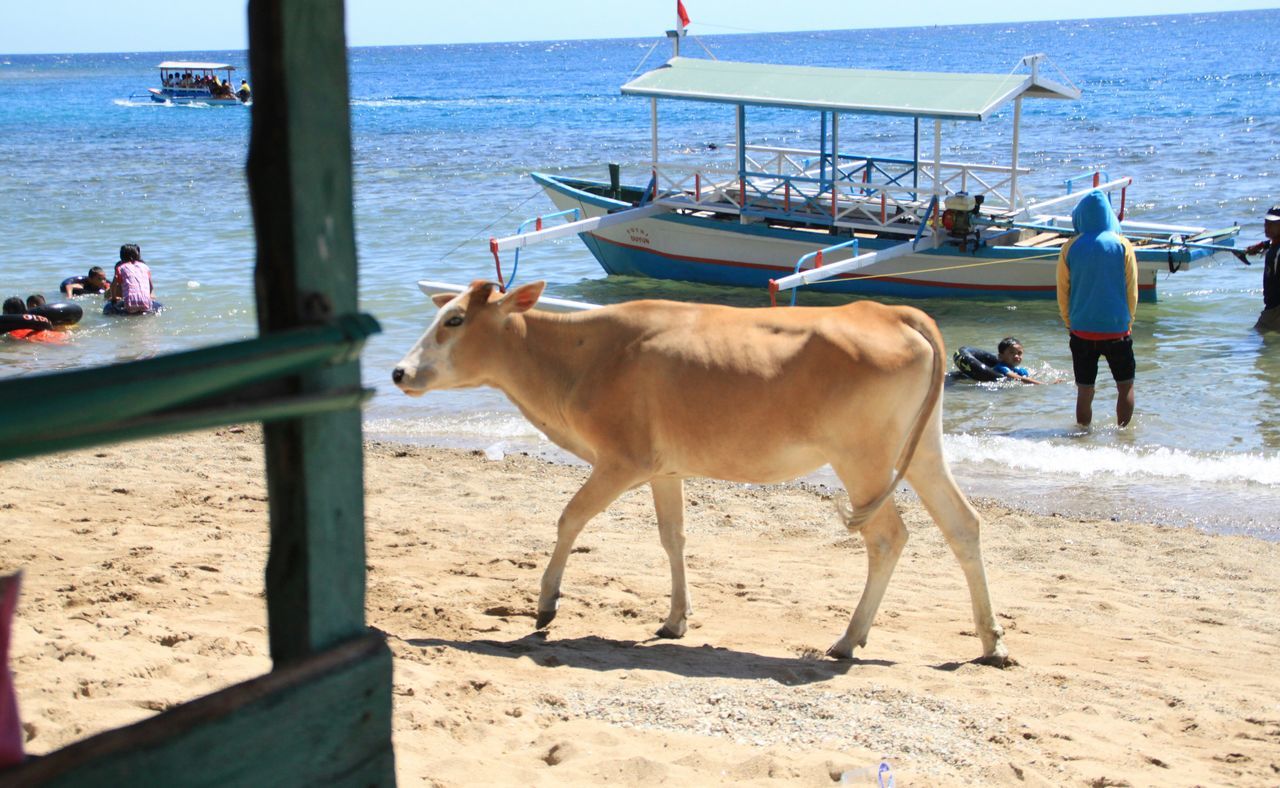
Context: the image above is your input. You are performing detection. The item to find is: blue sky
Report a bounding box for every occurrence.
[1,1,1275,55]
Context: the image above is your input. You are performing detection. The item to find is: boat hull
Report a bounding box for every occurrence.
[534,174,1220,302]
[148,88,243,106]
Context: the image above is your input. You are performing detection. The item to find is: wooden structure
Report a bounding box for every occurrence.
[0,1,396,784]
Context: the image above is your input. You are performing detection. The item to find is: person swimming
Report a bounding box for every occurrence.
[61,266,110,297]
[991,336,1043,385]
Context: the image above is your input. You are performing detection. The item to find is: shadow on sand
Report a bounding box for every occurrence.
[404,631,900,686]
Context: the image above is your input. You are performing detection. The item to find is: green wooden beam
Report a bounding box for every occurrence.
[247,0,370,664]
[3,633,394,787]
[0,314,379,461]
[0,388,372,464]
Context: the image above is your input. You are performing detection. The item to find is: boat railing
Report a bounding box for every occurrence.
[655,163,933,234]
[734,144,1030,209]
[653,162,743,210]
[653,155,1022,236]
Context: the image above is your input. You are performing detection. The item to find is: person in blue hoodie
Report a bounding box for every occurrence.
[1056,190,1138,427]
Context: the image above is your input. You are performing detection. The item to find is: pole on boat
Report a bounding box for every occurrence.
[818,112,827,191]
[737,104,747,221]
[932,119,943,227]
[651,96,659,181]
[669,0,688,56]
[912,117,920,200]
[1009,95,1022,212]
[831,112,840,220]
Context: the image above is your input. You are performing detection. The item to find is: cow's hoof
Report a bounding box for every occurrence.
[655,624,685,639]
[825,644,854,661]
[976,653,1016,669]
[535,609,557,629]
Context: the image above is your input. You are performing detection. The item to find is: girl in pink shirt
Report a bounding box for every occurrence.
[105,244,157,315]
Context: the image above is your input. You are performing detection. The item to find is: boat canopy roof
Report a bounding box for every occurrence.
[621,56,1080,121]
[156,61,235,71]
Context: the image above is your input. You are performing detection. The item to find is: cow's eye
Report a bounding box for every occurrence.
[444,315,464,328]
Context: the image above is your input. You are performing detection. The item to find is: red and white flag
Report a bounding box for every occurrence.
[677,0,691,30]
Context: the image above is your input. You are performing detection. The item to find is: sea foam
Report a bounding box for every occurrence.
[945,433,1280,487]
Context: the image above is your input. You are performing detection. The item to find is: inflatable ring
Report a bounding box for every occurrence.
[0,313,54,335]
[953,346,1001,382]
[29,302,83,326]
[103,300,163,316]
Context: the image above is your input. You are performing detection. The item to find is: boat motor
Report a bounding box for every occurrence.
[942,192,984,252]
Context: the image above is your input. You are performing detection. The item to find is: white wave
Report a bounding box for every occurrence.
[350,98,431,108]
[945,433,1280,487]
[365,412,545,442]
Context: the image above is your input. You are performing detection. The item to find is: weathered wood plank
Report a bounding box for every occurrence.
[3,633,394,787]
[247,0,370,663]
[0,316,378,462]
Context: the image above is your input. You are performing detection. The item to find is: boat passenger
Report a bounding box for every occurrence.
[105,243,156,315]
[61,266,110,297]
[237,79,251,103]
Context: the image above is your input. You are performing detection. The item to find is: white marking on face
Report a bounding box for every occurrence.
[394,293,465,395]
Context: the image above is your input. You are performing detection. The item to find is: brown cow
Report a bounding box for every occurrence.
[393,280,1007,663]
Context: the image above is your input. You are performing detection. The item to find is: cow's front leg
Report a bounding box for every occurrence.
[537,465,641,629]
[651,477,690,638]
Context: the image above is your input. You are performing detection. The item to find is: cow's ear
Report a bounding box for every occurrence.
[501,281,545,314]
[430,293,455,309]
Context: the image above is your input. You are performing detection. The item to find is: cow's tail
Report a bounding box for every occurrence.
[836,314,945,532]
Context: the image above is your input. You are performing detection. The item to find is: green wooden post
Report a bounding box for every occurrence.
[247,0,367,664]
[0,3,395,783]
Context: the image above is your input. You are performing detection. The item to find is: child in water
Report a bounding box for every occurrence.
[61,266,110,297]
[994,336,1043,385]
[104,244,157,315]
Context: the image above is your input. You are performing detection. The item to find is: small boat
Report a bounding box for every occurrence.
[486,15,1239,304]
[135,61,248,106]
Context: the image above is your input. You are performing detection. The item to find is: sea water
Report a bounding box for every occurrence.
[1,10,1278,537]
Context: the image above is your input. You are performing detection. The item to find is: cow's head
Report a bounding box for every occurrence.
[392,279,545,396]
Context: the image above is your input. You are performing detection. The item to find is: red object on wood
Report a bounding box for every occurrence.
[0,572,23,768]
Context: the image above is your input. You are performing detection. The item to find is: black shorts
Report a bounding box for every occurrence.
[1069,334,1135,387]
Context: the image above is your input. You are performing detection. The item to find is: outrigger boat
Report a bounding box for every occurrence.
[480,22,1238,305]
[136,61,247,106]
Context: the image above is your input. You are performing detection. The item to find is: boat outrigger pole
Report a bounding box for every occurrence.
[488,203,668,288]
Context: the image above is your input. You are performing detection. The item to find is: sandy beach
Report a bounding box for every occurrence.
[2,426,1279,785]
